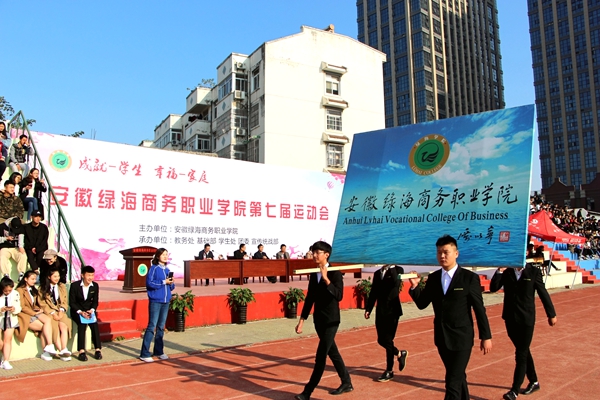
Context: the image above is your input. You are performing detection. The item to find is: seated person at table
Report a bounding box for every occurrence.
[16,271,56,360]
[69,265,102,361]
[276,244,290,260]
[232,244,248,284]
[38,267,72,361]
[198,243,214,286]
[254,244,276,284]
[304,246,313,259]
[0,276,21,370]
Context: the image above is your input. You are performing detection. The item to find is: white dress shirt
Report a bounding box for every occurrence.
[442,264,458,294]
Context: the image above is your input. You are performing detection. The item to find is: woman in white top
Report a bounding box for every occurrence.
[0,276,22,370]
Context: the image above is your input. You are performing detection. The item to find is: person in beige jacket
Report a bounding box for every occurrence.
[38,267,72,361]
[0,276,21,370]
[16,271,57,361]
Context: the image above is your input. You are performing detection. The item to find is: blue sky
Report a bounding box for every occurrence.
[3,0,538,187]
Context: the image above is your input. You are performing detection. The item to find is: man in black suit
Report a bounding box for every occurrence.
[365,264,408,382]
[253,244,276,283]
[294,241,352,400]
[69,265,102,361]
[24,210,49,275]
[232,244,248,284]
[490,263,557,400]
[408,235,492,400]
[198,243,214,286]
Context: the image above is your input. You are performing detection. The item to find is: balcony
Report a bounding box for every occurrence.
[184,118,211,142]
[186,87,212,114]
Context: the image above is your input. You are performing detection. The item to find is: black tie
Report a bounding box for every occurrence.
[4,296,8,330]
[51,286,58,306]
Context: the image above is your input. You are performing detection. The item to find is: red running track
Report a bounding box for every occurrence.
[4,287,600,400]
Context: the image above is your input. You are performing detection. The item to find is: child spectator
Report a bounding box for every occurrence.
[38,268,72,361]
[15,271,57,361]
[0,276,21,369]
[69,266,101,361]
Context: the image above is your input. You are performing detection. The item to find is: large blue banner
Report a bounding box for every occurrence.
[331,105,535,267]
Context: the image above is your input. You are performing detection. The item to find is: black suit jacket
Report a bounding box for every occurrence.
[410,265,492,351]
[69,281,99,324]
[253,251,268,259]
[233,250,246,259]
[365,266,403,319]
[300,268,344,327]
[490,265,556,326]
[198,250,214,260]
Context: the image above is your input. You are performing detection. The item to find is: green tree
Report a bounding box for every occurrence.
[71,131,85,138]
[0,96,36,126]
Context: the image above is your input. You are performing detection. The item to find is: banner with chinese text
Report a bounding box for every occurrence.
[31,131,345,280]
[330,105,535,267]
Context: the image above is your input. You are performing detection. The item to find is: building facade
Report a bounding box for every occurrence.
[357,0,505,128]
[151,25,386,173]
[529,0,600,201]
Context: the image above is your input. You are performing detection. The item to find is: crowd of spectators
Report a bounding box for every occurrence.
[530,194,600,259]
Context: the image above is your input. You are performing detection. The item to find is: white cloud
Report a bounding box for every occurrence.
[498,165,513,172]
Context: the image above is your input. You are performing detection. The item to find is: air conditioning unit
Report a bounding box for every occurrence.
[235,62,245,70]
[171,140,181,146]
[235,128,246,136]
[234,90,246,100]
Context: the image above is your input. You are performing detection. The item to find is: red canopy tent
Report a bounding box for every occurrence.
[528,210,586,244]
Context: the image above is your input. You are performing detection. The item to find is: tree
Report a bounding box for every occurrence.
[198,78,216,89]
[70,131,85,138]
[0,96,36,126]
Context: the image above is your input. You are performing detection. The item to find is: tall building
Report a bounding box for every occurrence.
[529,0,600,198]
[356,0,505,128]
[151,25,386,173]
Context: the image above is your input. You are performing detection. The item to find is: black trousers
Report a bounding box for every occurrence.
[375,315,400,371]
[303,323,351,395]
[437,345,472,400]
[506,320,537,392]
[76,322,101,351]
[26,249,45,273]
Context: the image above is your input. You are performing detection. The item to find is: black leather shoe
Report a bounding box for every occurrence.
[94,350,102,360]
[330,383,353,395]
[398,350,408,371]
[521,382,540,395]
[78,352,88,361]
[294,393,309,400]
[378,371,394,382]
[503,390,518,400]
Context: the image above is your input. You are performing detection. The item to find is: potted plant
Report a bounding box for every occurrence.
[169,290,195,332]
[355,277,372,309]
[282,287,306,319]
[227,287,256,324]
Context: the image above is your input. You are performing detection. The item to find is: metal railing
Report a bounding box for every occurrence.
[7,110,85,281]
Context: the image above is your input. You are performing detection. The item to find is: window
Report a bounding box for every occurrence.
[381,7,389,24]
[326,109,342,131]
[396,55,408,73]
[396,74,409,92]
[397,94,411,111]
[436,74,445,90]
[567,114,578,131]
[545,26,555,43]
[568,134,580,151]
[543,6,553,24]
[540,139,550,155]
[398,113,411,126]
[326,74,340,95]
[530,30,541,46]
[574,34,586,51]
[552,116,563,134]
[585,151,597,169]
[534,83,546,99]
[586,170,597,184]
[558,20,570,37]
[580,91,592,109]
[556,155,566,171]
[529,12,540,28]
[576,53,588,70]
[248,138,259,163]
[416,90,426,107]
[573,14,585,32]
[218,76,232,100]
[385,97,393,115]
[357,2,364,19]
[381,25,390,42]
[393,19,406,37]
[561,57,572,73]
[572,173,582,187]
[392,1,405,18]
[554,135,564,152]
[537,101,547,117]
[367,0,376,11]
[196,137,210,151]
[368,13,377,29]
[560,39,571,56]
[571,153,582,170]
[582,111,594,128]
[413,51,424,68]
[382,42,391,58]
[252,68,260,91]
[369,30,378,46]
[383,61,391,78]
[538,120,549,136]
[563,75,574,92]
[557,1,568,19]
[579,72,590,90]
[583,131,595,147]
[565,95,576,111]
[384,80,392,97]
[235,76,248,92]
[327,143,344,168]
[394,37,407,53]
[250,102,259,128]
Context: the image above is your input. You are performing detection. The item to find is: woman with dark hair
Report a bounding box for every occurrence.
[139,248,174,363]
[16,271,56,360]
[38,268,72,361]
[18,175,38,221]
[8,171,22,195]
[0,276,21,369]
[26,168,47,219]
[0,122,8,179]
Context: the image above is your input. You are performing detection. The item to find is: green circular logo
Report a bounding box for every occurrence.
[48,150,72,172]
[138,264,148,276]
[408,134,450,176]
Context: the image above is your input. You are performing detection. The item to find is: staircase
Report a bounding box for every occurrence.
[533,241,598,285]
[98,300,140,342]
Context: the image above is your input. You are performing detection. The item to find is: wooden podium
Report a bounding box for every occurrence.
[120,246,156,292]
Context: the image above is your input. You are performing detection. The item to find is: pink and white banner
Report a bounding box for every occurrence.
[30,131,345,280]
